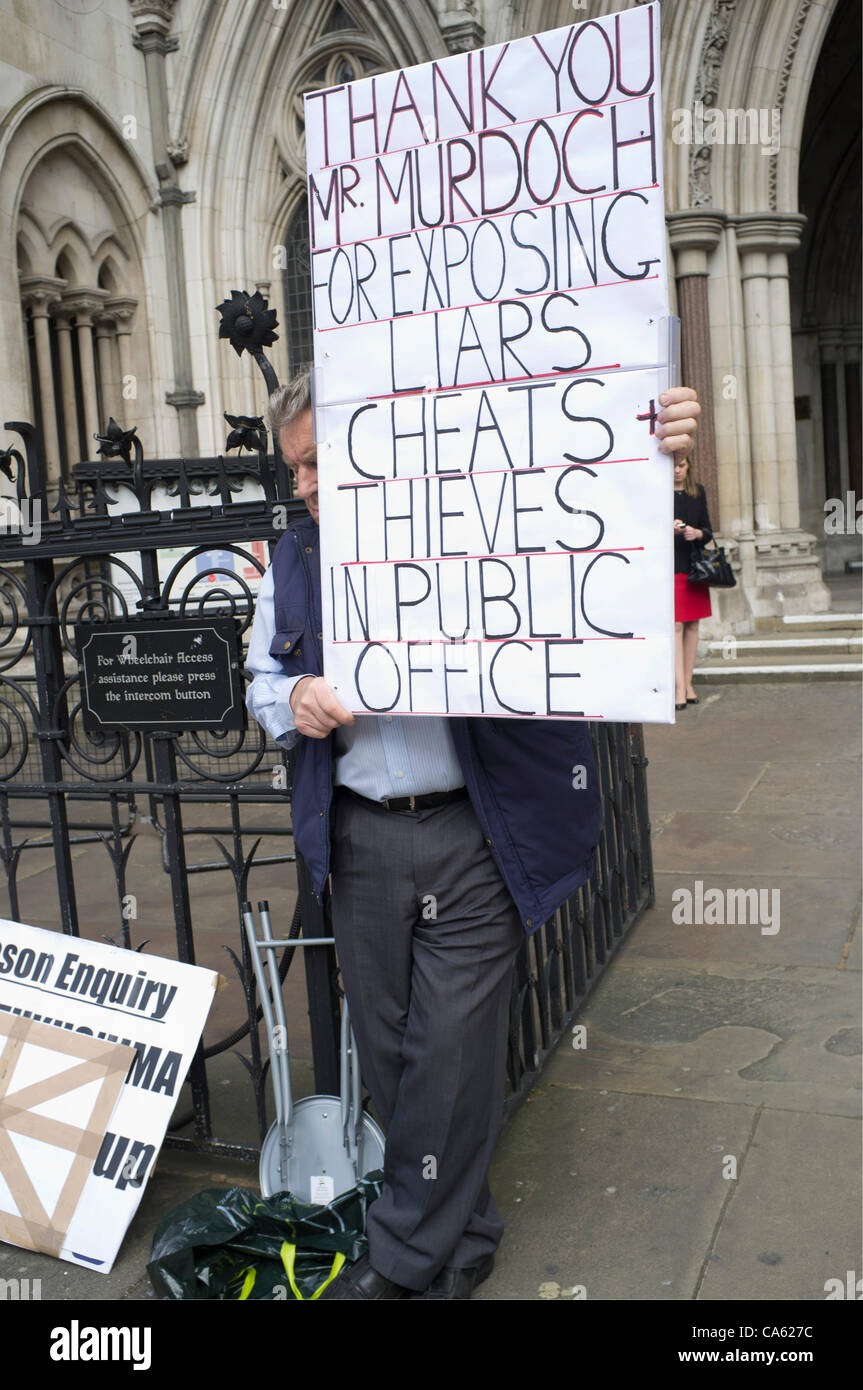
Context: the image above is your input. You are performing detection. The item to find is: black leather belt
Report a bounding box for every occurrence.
[338,785,469,813]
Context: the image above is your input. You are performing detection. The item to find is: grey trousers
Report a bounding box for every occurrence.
[329,784,524,1291]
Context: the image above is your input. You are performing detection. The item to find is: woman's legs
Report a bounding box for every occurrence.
[674,621,686,703]
[683,620,700,698]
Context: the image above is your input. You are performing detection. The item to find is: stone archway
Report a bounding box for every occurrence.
[510,0,849,626]
[181,0,459,446]
[790,0,861,575]
[0,89,156,488]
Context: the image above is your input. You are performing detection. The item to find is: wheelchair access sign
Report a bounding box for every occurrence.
[75,616,246,732]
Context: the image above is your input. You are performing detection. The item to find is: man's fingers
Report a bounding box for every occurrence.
[660,399,701,422]
[659,386,698,406]
[292,676,355,736]
[315,684,356,725]
[657,403,701,435]
[295,696,339,738]
[658,432,698,455]
[656,391,700,454]
[657,416,700,455]
[297,713,334,739]
[289,675,316,715]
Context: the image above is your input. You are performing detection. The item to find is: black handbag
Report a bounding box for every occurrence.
[688,538,737,588]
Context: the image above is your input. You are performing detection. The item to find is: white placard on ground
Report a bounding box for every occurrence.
[0,918,218,1272]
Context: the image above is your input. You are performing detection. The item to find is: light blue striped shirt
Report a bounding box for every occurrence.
[245,563,465,800]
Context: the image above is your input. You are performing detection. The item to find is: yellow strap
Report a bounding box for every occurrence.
[310,1251,346,1300]
[280,1241,346,1300]
[236,1266,256,1300]
[280,1241,303,1300]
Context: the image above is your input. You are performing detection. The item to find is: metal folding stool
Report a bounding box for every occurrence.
[242,898,385,1202]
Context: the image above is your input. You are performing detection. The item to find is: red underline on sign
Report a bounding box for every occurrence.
[316,91,652,172]
[336,457,648,488]
[315,274,661,333]
[341,545,646,566]
[310,182,660,256]
[331,635,645,644]
[344,708,605,720]
[365,363,621,401]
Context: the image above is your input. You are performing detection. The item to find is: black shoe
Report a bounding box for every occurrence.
[675,702,687,711]
[317,1253,412,1300]
[408,1253,495,1300]
[686,696,700,704]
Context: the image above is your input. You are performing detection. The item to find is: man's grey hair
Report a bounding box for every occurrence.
[267,368,311,437]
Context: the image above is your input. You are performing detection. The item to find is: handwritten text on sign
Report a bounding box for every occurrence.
[305,4,675,721]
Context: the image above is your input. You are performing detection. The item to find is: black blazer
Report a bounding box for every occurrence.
[674,483,713,574]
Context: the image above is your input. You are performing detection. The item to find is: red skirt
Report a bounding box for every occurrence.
[675,571,713,622]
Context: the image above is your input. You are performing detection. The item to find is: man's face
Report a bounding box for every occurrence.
[280,406,318,523]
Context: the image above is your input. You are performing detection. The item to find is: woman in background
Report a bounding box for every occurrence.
[673,456,713,710]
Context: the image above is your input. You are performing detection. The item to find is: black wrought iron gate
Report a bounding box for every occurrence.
[0,291,655,1160]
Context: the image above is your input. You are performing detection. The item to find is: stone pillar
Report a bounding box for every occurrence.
[736,227,779,530]
[768,245,805,533]
[94,314,119,431]
[844,330,861,497]
[64,290,109,459]
[131,0,204,456]
[666,212,754,634]
[819,328,849,494]
[733,215,829,619]
[666,212,724,524]
[53,309,80,474]
[106,298,139,426]
[19,276,65,488]
[818,326,861,573]
[819,353,841,498]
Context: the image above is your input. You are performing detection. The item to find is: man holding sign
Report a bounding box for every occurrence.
[245,372,698,1299]
[247,2,701,1297]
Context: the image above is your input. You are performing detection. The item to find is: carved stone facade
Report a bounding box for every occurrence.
[0,0,858,628]
[689,0,738,209]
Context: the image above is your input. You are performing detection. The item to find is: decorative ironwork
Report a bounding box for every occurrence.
[0,441,28,507]
[94,422,154,517]
[224,413,269,456]
[217,289,279,390]
[504,723,653,1115]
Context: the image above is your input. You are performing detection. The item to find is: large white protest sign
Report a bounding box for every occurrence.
[305,2,676,722]
[0,918,218,1272]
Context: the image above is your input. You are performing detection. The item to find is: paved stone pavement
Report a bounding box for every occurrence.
[475,679,861,1301]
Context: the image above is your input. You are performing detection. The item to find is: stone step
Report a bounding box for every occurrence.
[754,611,862,633]
[782,611,861,630]
[703,634,863,658]
[694,653,861,683]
